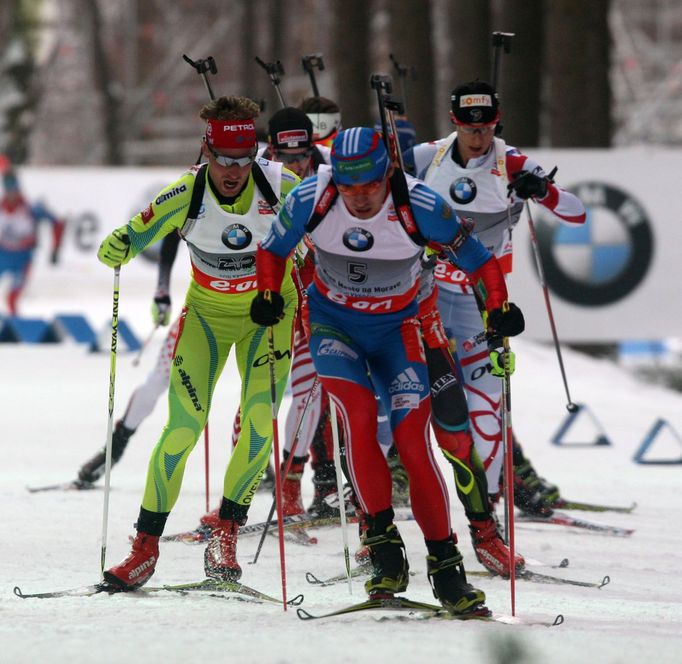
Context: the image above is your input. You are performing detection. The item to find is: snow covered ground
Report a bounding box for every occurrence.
[2,259,682,664]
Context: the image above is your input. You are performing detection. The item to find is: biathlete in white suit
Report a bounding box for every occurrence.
[409,80,586,522]
[250,126,525,616]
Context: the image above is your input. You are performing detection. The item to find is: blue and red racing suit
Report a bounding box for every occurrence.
[256,166,509,540]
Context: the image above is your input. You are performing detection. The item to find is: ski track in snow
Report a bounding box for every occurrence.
[2,266,682,663]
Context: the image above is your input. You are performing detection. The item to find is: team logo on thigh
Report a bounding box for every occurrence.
[389,367,425,394]
[222,224,252,249]
[449,177,477,204]
[343,227,374,252]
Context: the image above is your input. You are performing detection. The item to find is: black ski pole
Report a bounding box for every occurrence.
[301,53,325,98]
[255,56,287,108]
[524,178,578,413]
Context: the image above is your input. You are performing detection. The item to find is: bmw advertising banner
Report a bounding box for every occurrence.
[506,147,677,342]
[9,150,679,342]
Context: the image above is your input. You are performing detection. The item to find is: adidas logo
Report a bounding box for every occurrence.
[388,367,425,394]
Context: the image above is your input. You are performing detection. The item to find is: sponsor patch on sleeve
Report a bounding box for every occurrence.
[140,204,154,224]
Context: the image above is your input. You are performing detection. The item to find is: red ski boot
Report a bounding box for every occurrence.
[281,455,307,517]
[469,518,525,577]
[103,532,159,590]
[204,519,242,581]
[199,506,221,531]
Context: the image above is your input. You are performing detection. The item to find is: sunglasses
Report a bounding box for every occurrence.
[272,149,314,164]
[336,179,385,196]
[456,124,496,136]
[206,143,257,167]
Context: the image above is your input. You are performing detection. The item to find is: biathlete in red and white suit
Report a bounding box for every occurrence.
[410,81,586,513]
[250,127,525,616]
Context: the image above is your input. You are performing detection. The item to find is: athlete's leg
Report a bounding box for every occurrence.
[437,289,503,494]
[220,294,296,523]
[7,256,31,316]
[369,315,451,542]
[139,303,232,519]
[425,344,491,521]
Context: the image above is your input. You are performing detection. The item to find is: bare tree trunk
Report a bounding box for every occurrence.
[333,0,372,127]
[388,0,437,141]
[546,0,611,147]
[80,0,123,164]
[445,0,492,85]
[495,0,544,147]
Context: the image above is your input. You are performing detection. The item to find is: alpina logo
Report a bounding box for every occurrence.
[128,556,156,579]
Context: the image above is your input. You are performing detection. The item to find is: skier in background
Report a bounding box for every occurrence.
[0,164,64,316]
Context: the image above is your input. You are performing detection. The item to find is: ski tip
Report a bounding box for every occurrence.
[553,614,565,626]
[305,572,323,585]
[296,607,315,621]
[599,575,610,589]
[288,593,305,606]
[13,586,25,598]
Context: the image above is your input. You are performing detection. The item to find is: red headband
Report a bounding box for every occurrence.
[206,118,257,149]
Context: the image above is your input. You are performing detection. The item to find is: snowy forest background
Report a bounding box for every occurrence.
[2,0,682,168]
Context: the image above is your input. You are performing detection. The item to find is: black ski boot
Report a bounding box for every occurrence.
[426,536,489,616]
[307,460,340,517]
[78,420,135,484]
[362,508,410,597]
[513,438,559,515]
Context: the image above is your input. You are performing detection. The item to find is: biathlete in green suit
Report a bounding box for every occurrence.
[97,96,299,590]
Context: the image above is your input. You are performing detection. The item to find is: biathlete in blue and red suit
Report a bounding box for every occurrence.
[0,169,64,315]
[250,127,525,616]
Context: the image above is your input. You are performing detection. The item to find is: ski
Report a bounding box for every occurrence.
[297,596,563,626]
[305,567,371,587]
[468,568,610,589]
[551,498,637,514]
[274,527,318,546]
[161,509,415,544]
[14,578,304,605]
[26,479,96,493]
[518,511,634,537]
[307,560,606,590]
[160,514,342,544]
[144,578,304,605]
[14,583,111,599]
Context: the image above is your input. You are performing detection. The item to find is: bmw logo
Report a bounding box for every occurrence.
[449,177,477,204]
[222,224,252,250]
[535,182,654,306]
[343,227,374,252]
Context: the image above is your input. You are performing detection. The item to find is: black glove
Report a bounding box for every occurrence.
[507,170,548,200]
[250,291,285,326]
[151,294,172,326]
[487,302,525,338]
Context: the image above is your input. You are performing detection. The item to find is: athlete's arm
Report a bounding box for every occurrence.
[409,142,440,179]
[256,175,317,292]
[410,182,508,312]
[506,150,586,224]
